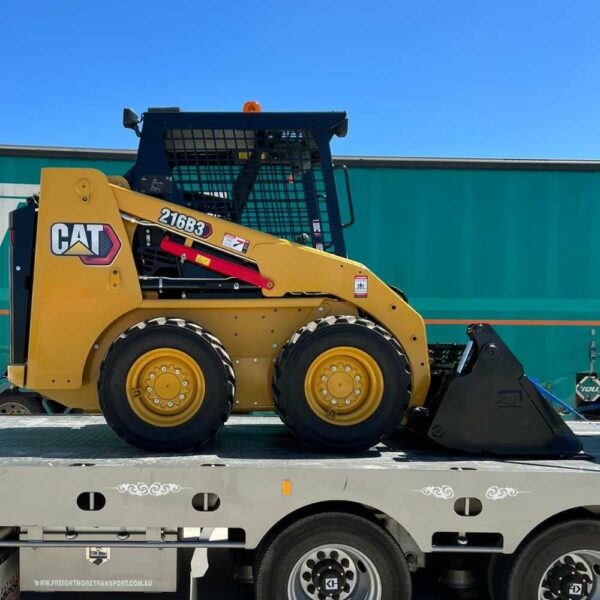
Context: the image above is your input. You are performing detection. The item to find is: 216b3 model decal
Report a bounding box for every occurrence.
[51,223,121,266]
[158,207,212,239]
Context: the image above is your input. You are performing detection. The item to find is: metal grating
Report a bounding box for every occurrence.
[164,127,335,251]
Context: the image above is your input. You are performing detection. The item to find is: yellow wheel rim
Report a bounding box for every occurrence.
[126,348,205,427]
[304,346,384,426]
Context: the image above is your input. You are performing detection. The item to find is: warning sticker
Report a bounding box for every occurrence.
[222,233,250,253]
[354,275,368,298]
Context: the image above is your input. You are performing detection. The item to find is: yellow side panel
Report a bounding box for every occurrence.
[26,169,142,389]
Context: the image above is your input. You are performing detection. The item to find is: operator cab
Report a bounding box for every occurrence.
[123,104,353,257]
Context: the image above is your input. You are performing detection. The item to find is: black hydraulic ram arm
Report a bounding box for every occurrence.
[423,324,583,456]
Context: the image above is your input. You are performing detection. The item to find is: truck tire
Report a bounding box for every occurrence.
[274,316,411,450]
[99,317,235,451]
[506,519,600,600]
[255,512,412,600]
[0,391,45,415]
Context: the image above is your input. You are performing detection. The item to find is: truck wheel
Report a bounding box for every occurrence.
[506,519,600,600]
[255,512,411,600]
[274,316,411,450]
[99,317,235,451]
[0,392,45,415]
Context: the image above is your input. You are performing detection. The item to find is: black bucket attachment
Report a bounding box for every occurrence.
[421,324,582,456]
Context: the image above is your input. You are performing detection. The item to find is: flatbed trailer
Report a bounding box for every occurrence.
[0,415,598,600]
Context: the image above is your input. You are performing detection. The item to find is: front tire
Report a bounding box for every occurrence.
[274,316,412,451]
[99,317,235,451]
[255,512,412,600]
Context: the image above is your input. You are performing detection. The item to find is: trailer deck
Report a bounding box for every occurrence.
[0,415,598,468]
[0,415,599,598]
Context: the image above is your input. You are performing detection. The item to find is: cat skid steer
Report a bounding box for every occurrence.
[6,104,582,455]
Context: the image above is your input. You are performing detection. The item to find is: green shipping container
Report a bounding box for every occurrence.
[1,147,598,406]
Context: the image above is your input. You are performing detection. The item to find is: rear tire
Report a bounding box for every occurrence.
[99,317,235,451]
[255,512,412,600]
[506,519,600,600]
[274,316,411,451]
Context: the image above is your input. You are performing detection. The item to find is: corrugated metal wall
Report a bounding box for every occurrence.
[1,150,598,404]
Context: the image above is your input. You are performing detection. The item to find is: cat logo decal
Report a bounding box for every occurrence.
[51,223,121,266]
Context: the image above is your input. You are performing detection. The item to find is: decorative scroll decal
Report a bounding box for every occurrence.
[411,485,455,500]
[485,486,530,501]
[111,482,188,497]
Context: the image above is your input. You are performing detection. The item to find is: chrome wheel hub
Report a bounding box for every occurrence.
[539,550,600,600]
[288,544,381,600]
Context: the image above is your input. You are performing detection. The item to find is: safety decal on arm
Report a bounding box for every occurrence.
[354,275,368,298]
[222,233,249,253]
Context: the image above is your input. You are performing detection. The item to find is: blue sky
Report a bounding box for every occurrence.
[1,0,600,158]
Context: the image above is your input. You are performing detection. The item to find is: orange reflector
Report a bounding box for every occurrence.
[282,479,292,496]
[243,100,262,113]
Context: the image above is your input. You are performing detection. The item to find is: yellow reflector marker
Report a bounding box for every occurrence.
[195,255,212,267]
[282,480,292,496]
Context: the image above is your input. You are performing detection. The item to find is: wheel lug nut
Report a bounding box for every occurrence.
[167,401,174,407]
[331,399,337,405]
[331,366,337,372]
[161,366,167,372]
[321,390,327,395]
[175,369,181,375]
[154,399,160,405]
[354,375,360,382]
[321,375,327,381]
[146,387,153,392]
[345,399,351,405]
[345,365,351,372]
[149,373,156,379]
[179,394,185,400]
[355,389,361,395]
[182,381,188,386]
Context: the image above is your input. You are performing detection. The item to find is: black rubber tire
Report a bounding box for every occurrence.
[99,317,235,452]
[506,519,600,600]
[255,512,412,600]
[0,391,45,415]
[273,315,412,451]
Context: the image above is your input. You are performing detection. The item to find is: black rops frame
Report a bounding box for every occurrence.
[124,110,350,257]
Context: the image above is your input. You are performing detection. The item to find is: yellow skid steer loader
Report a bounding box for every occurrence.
[7,105,581,455]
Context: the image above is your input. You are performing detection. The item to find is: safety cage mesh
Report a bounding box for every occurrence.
[163,127,335,251]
